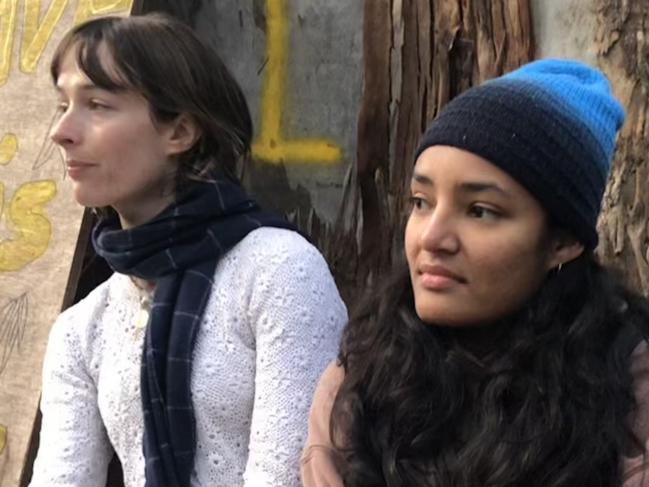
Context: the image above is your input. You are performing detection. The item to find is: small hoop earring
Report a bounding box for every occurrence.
[557,262,563,273]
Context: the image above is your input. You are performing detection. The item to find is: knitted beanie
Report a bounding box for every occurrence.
[414,58,625,249]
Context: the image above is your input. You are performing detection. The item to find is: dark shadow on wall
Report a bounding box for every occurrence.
[243,158,315,231]
[131,0,203,23]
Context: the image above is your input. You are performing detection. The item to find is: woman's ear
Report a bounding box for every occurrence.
[164,114,202,157]
[546,231,585,271]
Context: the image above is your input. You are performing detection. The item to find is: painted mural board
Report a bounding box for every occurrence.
[0,1,133,485]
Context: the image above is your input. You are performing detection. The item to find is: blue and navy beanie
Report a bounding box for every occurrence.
[415,58,625,249]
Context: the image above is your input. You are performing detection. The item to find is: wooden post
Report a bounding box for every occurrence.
[331,0,534,298]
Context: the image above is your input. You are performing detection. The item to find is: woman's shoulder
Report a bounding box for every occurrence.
[622,340,649,486]
[221,226,335,284]
[231,226,321,261]
[211,225,347,331]
[55,273,126,322]
[301,361,345,487]
[49,273,124,350]
[306,361,345,446]
[315,361,345,394]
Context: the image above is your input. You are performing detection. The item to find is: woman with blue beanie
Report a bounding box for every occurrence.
[302,59,649,486]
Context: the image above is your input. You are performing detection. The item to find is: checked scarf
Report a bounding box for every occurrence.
[92,180,295,487]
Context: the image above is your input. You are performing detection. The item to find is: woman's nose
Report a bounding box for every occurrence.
[419,206,461,254]
[50,108,80,147]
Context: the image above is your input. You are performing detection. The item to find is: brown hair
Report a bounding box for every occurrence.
[51,13,252,189]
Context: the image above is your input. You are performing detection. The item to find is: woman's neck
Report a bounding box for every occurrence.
[130,275,156,293]
[113,190,176,229]
[443,319,513,361]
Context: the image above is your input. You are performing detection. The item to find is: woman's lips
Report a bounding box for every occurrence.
[66,159,96,179]
[417,264,466,290]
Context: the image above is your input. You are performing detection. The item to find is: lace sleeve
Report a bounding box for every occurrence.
[28,311,113,487]
[242,241,347,487]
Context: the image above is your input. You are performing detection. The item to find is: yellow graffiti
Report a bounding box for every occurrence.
[73,0,133,26]
[21,0,67,74]
[0,0,18,86]
[0,424,5,454]
[0,0,134,81]
[0,134,17,165]
[0,0,122,270]
[0,180,56,272]
[252,0,342,164]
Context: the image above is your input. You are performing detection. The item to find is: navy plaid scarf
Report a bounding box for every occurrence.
[92,180,295,487]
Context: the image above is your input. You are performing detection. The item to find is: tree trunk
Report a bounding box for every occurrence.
[330,0,534,300]
[595,0,649,295]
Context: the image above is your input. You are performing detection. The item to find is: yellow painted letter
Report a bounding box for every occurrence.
[74,0,134,25]
[252,0,342,164]
[0,424,6,454]
[0,180,56,272]
[0,133,16,165]
[20,0,67,74]
[0,0,17,86]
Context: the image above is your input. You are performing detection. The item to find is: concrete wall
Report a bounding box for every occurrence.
[194,0,363,226]
[193,0,607,230]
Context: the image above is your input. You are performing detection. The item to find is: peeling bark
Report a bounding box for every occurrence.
[330,0,534,297]
[596,0,649,295]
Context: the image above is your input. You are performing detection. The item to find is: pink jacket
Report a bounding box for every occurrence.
[301,342,649,487]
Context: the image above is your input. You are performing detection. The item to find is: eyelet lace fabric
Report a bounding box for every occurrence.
[29,227,347,487]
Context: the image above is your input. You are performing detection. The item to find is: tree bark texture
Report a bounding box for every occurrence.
[596,0,649,295]
[328,0,534,300]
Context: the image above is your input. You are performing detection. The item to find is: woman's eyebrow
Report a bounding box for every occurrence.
[411,172,433,186]
[458,181,512,198]
[411,174,511,198]
[55,80,99,92]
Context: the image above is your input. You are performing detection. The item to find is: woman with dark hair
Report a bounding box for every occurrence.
[301,59,649,486]
[29,13,347,487]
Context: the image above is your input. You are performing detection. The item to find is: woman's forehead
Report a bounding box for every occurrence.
[412,145,542,205]
[56,40,129,91]
[414,146,510,183]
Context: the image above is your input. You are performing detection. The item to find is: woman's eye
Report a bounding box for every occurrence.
[88,99,109,110]
[56,102,68,112]
[409,196,430,212]
[468,205,500,220]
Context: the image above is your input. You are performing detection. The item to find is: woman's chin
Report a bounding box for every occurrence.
[414,304,493,328]
[72,188,112,209]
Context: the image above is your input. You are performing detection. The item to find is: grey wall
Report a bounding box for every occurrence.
[194,0,605,230]
[194,0,363,226]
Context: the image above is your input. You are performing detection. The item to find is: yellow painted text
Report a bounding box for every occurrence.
[252,0,342,164]
[0,180,56,272]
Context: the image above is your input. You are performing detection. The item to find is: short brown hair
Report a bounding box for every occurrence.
[51,13,252,190]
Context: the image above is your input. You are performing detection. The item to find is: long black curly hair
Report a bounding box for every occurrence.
[331,251,649,486]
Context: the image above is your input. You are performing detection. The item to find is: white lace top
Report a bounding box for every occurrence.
[29,228,347,487]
